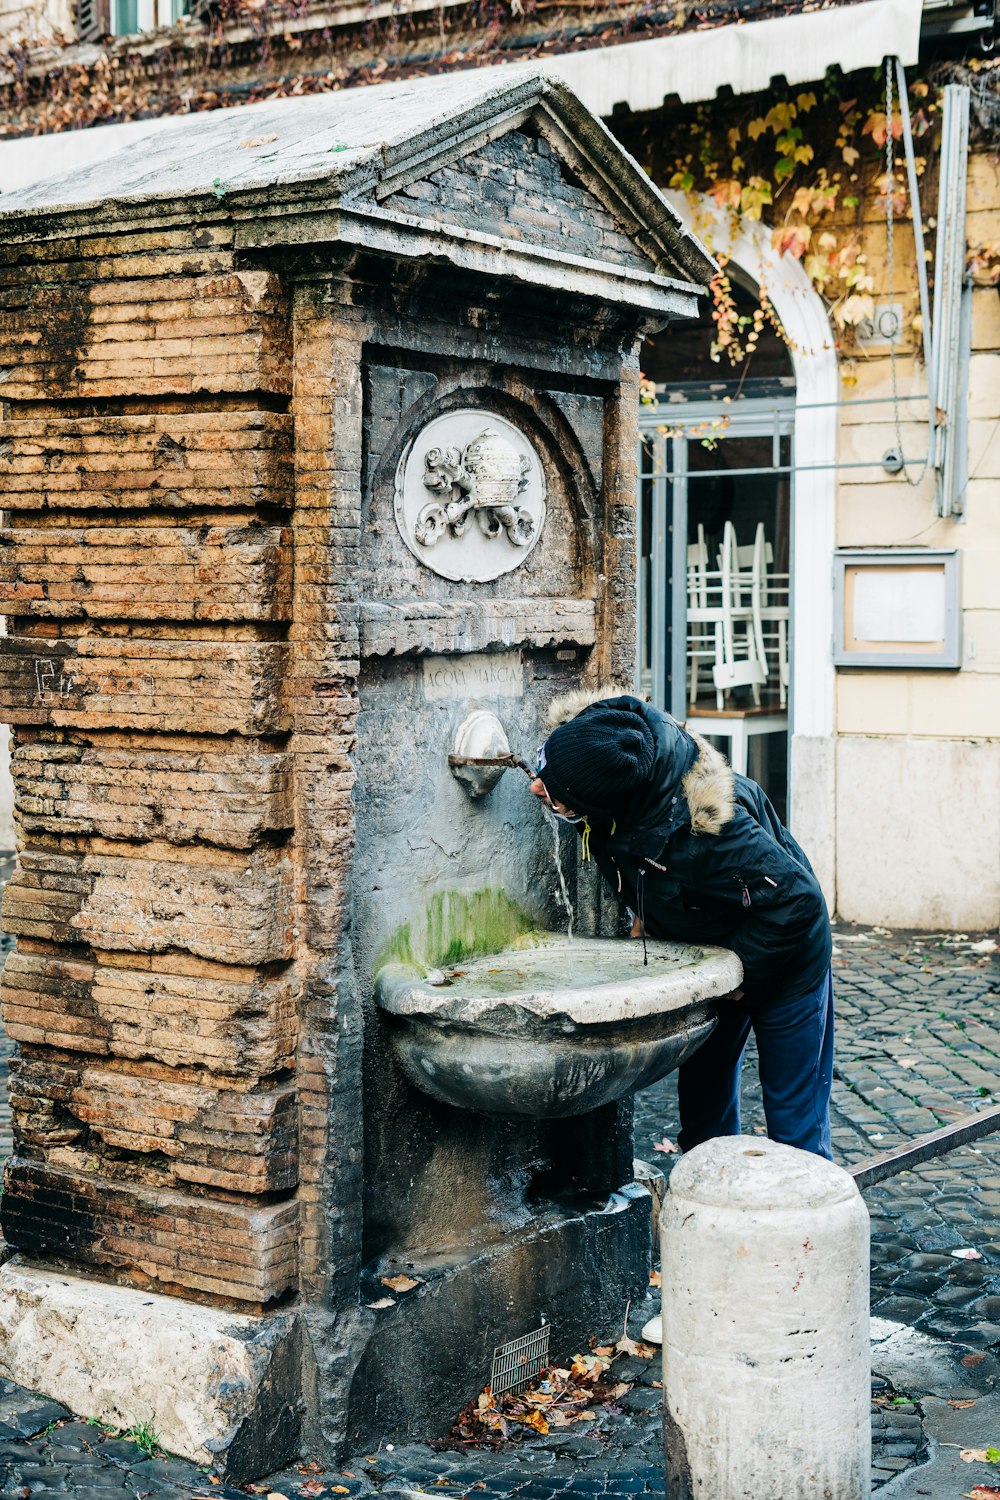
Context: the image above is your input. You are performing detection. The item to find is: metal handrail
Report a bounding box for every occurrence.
[851,1102,1000,1191]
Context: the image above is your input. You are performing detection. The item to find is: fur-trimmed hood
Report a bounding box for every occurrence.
[543,687,735,838]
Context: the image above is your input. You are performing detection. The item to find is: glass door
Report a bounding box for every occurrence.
[636,397,794,812]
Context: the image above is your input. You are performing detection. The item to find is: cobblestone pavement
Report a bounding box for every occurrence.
[0,922,997,1497]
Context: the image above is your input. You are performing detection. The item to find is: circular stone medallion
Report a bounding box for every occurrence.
[394,409,547,583]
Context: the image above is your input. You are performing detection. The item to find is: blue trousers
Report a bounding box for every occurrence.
[676,966,835,1160]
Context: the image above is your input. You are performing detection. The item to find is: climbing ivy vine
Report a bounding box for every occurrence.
[628,56,1000,366]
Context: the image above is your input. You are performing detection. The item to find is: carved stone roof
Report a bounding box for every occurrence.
[0,69,715,317]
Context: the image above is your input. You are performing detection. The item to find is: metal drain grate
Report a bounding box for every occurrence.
[490,1322,550,1399]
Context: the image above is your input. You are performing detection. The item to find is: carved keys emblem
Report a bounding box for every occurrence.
[394,408,546,582]
[416,430,535,549]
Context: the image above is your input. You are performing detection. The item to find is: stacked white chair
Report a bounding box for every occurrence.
[751,522,790,709]
[685,521,788,710]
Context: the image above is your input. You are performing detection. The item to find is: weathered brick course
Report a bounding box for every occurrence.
[0,636,288,735]
[0,411,292,512]
[1,1159,299,1305]
[0,522,292,622]
[0,269,291,401]
[2,950,297,1074]
[2,847,294,965]
[10,740,292,848]
[10,1057,298,1194]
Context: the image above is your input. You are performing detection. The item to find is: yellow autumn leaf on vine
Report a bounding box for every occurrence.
[790,186,814,217]
[772,223,811,259]
[817,231,838,251]
[709,179,742,210]
[794,144,815,165]
[740,177,773,219]
[862,111,888,145]
[840,293,876,326]
[796,91,818,112]
[803,253,831,286]
[747,117,769,141]
[728,126,741,150]
[842,145,860,166]
[764,101,798,133]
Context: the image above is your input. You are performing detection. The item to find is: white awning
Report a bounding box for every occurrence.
[539,0,923,114]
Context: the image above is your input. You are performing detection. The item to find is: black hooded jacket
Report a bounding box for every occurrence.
[547,693,832,1012]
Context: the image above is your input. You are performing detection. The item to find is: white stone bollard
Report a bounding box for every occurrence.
[660,1136,871,1500]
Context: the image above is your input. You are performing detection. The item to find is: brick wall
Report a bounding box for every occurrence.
[0,218,303,1311]
[386,128,656,274]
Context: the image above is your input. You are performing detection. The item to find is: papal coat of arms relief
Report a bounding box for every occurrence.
[394,410,547,583]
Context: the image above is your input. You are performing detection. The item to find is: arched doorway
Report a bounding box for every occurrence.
[636,197,838,887]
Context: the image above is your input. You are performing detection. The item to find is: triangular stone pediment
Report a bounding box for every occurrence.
[382,122,664,280]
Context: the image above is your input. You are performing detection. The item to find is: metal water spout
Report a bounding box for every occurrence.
[447,710,532,798]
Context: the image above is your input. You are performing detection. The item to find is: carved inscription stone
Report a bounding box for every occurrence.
[421,652,524,701]
[394,410,546,583]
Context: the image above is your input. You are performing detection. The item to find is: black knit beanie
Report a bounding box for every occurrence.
[537,702,657,821]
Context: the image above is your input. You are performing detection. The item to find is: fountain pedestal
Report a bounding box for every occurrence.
[350,937,741,1447]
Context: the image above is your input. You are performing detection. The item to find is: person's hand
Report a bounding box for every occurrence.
[630,914,642,938]
[720,988,745,1002]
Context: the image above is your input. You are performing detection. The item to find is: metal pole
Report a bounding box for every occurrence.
[931,84,972,517]
[669,435,688,721]
[896,57,936,392]
[650,434,669,710]
[851,1101,1000,1191]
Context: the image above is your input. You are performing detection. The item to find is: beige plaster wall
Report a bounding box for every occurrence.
[835,735,1000,929]
[829,150,999,927]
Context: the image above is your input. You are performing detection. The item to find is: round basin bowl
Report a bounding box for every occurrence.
[375,936,742,1118]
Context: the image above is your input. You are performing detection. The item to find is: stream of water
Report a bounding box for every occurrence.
[541,804,574,941]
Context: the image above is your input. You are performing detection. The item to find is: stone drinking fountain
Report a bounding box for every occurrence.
[0,67,730,1479]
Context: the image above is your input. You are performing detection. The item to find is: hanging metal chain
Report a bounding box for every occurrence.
[886,56,930,487]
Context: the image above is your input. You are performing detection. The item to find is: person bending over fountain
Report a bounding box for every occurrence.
[530,689,833,1161]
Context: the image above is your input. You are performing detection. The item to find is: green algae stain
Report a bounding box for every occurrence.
[374,888,539,977]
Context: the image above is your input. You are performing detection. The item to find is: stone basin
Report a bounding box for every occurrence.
[375,936,742,1118]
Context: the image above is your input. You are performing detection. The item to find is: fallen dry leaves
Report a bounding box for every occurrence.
[380,1274,422,1293]
[442,1349,636,1449]
[965,1489,1000,1499]
[614,1333,657,1358]
[652,1137,679,1155]
[961,1448,1000,1463]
